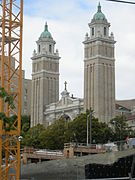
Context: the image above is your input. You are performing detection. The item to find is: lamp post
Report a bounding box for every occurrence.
[90,110,92,146]
[87,114,89,146]
[87,108,93,146]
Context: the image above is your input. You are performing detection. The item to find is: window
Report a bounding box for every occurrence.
[90,66,92,72]
[24,108,27,114]
[92,27,94,36]
[105,47,107,56]
[24,95,27,101]
[38,45,40,53]
[24,101,27,107]
[49,45,52,53]
[104,27,107,36]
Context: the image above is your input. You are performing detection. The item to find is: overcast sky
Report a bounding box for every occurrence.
[22,0,135,100]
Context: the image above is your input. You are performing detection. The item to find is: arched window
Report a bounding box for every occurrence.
[104,27,107,36]
[38,45,40,53]
[92,27,94,36]
[49,45,52,53]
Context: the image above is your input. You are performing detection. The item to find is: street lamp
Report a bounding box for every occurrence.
[90,110,92,145]
[87,114,89,146]
[87,108,93,146]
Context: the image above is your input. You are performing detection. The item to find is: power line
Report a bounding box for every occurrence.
[106,0,135,4]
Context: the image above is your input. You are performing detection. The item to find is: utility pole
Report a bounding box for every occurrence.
[90,108,92,145]
[87,114,89,146]
[86,108,93,146]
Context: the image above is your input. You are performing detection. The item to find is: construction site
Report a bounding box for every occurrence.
[0,0,135,180]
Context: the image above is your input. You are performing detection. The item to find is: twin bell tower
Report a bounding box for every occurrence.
[83,2,116,123]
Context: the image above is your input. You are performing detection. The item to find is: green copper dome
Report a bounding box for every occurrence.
[92,2,106,21]
[40,22,52,38]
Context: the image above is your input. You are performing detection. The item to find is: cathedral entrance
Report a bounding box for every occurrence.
[61,114,71,122]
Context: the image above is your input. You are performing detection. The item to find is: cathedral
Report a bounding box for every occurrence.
[31,3,116,127]
[30,3,135,128]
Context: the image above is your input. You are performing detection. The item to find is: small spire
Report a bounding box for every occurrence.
[98,2,101,12]
[45,22,48,31]
[64,81,67,91]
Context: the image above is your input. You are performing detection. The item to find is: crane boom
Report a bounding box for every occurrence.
[0,0,23,179]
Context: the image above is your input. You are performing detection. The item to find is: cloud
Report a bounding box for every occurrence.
[22,0,135,100]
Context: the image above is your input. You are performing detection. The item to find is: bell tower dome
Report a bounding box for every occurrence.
[90,2,110,39]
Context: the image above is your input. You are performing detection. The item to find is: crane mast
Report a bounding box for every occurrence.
[0,0,23,179]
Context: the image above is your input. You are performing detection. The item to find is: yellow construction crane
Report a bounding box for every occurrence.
[0,0,23,179]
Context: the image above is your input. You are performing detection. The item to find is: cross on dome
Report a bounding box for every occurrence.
[64,81,67,91]
[98,2,101,12]
[45,22,48,31]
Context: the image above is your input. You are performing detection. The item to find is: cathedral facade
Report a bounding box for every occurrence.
[31,3,116,127]
[44,82,84,126]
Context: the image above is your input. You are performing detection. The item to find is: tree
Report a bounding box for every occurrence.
[66,112,113,144]
[39,118,67,150]
[110,115,130,141]
[0,87,17,131]
[22,112,114,150]
[65,113,87,143]
[22,124,45,148]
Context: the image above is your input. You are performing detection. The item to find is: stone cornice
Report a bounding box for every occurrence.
[44,104,84,115]
[84,55,115,62]
[83,37,116,44]
[31,53,60,60]
[32,70,59,76]
[32,58,59,63]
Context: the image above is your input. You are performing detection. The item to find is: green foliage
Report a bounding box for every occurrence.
[0,87,15,109]
[66,113,113,144]
[65,113,87,143]
[39,118,67,150]
[0,87,17,131]
[110,115,130,141]
[23,112,114,150]
[22,124,45,148]
[21,115,30,136]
